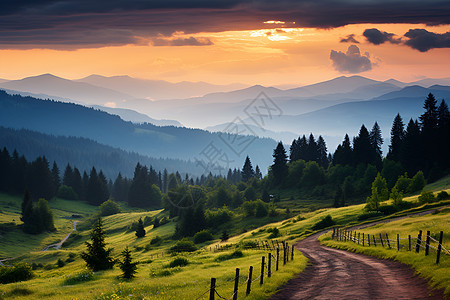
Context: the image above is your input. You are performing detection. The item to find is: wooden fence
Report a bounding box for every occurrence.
[195,241,295,300]
[332,228,449,264]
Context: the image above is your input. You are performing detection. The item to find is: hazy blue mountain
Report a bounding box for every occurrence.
[0,74,137,106]
[0,126,202,179]
[410,77,450,87]
[77,74,247,100]
[90,105,183,127]
[0,90,277,172]
[264,86,450,152]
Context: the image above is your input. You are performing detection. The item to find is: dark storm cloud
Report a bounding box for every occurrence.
[404,29,450,52]
[0,0,449,49]
[340,34,359,43]
[330,45,373,74]
[363,28,402,45]
[152,37,213,46]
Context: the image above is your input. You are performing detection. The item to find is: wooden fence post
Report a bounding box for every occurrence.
[368,234,371,247]
[354,231,357,242]
[373,235,377,246]
[436,231,444,264]
[286,242,289,262]
[379,233,384,247]
[276,248,279,271]
[283,245,287,265]
[425,230,431,256]
[291,245,294,260]
[386,233,391,249]
[358,232,360,245]
[416,230,422,253]
[268,253,271,278]
[246,266,253,295]
[209,278,216,300]
[397,234,400,251]
[260,256,265,285]
[233,268,239,300]
[409,235,411,251]
[362,233,365,246]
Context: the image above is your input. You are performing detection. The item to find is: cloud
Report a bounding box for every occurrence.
[152,37,213,46]
[363,28,401,45]
[404,29,450,52]
[0,0,449,49]
[330,45,373,74]
[340,34,359,43]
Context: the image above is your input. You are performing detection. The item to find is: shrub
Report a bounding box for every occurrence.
[267,227,281,239]
[205,208,233,228]
[408,171,426,193]
[0,263,33,284]
[239,240,258,249]
[312,215,335,230]
[357,211,383,221]
[418,190,436,204]
[99,199,121,216]
[57,185,78,200]
[378,204,398,215]
[168,257,189,268]
[57,259,65,268]
[150,236,163,245]
[194,230,213,244]
[215,250,244,262]
[62,270,94,285]
[169,239,197,253]
[437,191,450,201]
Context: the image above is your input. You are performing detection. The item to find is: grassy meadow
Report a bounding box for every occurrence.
[1,177,450,299]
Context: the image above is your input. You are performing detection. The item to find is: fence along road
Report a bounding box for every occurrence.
[270,208,447,300]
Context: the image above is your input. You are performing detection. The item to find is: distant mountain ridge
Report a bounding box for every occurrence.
[0,90,276,172]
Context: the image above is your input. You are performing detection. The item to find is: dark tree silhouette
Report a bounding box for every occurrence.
[271,142,288,185]
[118,246,137,279]
[388,113,405,161]
[135,218,146,238]
[241,156,255,182]
[81,218,115,271]
[317,135,328,168]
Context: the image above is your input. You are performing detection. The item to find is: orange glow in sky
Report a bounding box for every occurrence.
[0,23,449,86]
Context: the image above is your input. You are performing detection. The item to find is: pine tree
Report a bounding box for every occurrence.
[241,156,255,182]
[271,142,288,185]
[63,164,73,187]
[419,93,439,171]
[388,113,405,161]
[365,173,389,211]
[81,218,115,271]
[289,139,298,162]
[333,134,352,166]
[317,135,328,168]
[369,122,383,159]
[401,119,422,175]
[305,133,318,162]
[255,165,262,180]
[135,218,146,238]
[118,246,137,279]
[437,100,450,170]
[51,161,61,192]
[353,125,375,166]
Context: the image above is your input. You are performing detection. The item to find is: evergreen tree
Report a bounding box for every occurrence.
[369,122,383,161]
[135,218,146,238]
[271,142,288,185]
[63,164,73,187]
[388,113,405,161]
[437,100,450,170]
[241,156,255,182]
[119,246,137,279]
[28,156,55,200]
[401,119,422,175]
[255,165,262,180]
[353,125,376,166]
[333,185,342,208]
[289,139,298,162]
[51,161,61,192]
[419,93,439,171]
[317,135,328,168]
[305,133,318,162]
[81,218,115,271]
[333,134,352,166]
[71,167,83,199]
[21,189,33,226]
[365,173,389,211]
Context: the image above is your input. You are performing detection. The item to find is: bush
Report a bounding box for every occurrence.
[357,211,383,221]
[312,215,335,230]
[57,259,65,268]
[168,257,189,268]
[418,190,436,204]
[408,171,426,193]
[437,191,450,201]
[99,199,121,216]
[205,208,233,229]
[215,250,244,262]
[378,204,399,216]
[194,230,213,244]
[62,270,94,285]
[267,227,281,239]
[57,185,78,200]
[169,239,197,253]
[239,240,258,249]
[0,263,33,284]
[150,236,163,246]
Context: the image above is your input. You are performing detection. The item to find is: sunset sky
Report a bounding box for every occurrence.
[0,0,449,86]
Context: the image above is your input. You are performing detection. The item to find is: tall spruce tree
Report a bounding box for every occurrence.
[369,122,383,168]
[317,135,328,168]
[51,162,61,192]
[401,119,422,175]
[119,246,137,279]
[333,134,352,166]
[437,99,450,170]
[353,125,374,166]
[255,165,262,180]
[388,113,405,161]
[241,156,255,182]
[271,142,288,185]
[135,218,146,238]
[81,218,115,271]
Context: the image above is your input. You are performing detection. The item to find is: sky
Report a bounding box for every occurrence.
[0,0,449,86]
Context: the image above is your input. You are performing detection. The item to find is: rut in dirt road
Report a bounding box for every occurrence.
[270,233,444,300]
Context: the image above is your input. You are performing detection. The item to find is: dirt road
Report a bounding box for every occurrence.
[270,233,444,299]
